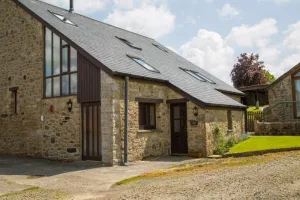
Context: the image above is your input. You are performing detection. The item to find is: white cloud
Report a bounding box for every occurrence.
[283,21,300,50]
[104,5,175,39]
[226,18,278,48]
[276,53,300,76]
[180,29,235,84]
[259,47,281,63]
[217,3,240,18]
[41,0,109,14]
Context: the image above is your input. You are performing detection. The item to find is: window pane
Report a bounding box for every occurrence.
[174,119,180,132]
[45,28,52,77]
[62,40,67,46]
[62,75,69,96]
[62,47,68,73]
[296,72,300,77]
[173,106,180,119]
[70,73,77,94]
[53,33,60,75]
[45,78,52,97]
[149,105,155,126]
[139,103,146,129]
[296,80,300,117]
[53,77,60,97]
[70,47,77,72]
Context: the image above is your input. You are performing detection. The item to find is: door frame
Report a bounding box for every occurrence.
[170,103,188,155]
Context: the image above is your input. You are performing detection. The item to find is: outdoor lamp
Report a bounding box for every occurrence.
[193,106,199,116]
[67,99,73,112]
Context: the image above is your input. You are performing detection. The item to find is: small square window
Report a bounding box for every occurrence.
[152,43,168,52]
[116,36,142,50]
[128,56,160,73]
[139,103,156,130]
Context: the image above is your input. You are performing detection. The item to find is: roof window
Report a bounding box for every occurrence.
[116,36,142,51]
[49,11,77,26]
[152,43,168,52]
[128,55,159,73]
[182,68,215,84]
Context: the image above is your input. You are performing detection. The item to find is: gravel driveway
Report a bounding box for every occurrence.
[103,152,300,200]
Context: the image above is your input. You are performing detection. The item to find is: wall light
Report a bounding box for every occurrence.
[67,99,73,112]
[193,106,199,116]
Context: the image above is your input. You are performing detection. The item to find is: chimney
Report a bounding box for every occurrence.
[69,0,74,13]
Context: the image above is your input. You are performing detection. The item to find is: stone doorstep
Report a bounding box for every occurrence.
[223,147,300,158]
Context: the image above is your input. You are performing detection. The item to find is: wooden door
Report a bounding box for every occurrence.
[171,103,188,154]
[82,102,102,161]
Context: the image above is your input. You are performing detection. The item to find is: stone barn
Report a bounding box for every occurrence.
[0,0,246,165]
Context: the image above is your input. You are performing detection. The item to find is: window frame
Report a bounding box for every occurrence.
[227,110,233,130]
[180,68,216,84]
[43,27,78,99]
[139,103,157,130]
[116,36,142,51]
[48,10,78,27]
[292,69,300,119]
[152,43,168,52]
[127,55,160,73]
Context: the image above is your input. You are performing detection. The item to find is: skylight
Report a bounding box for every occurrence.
[182,68,215,84]
[49,11,77,26]
[152,43,168,52]
[128,56,159,73]
[116,36,142,51]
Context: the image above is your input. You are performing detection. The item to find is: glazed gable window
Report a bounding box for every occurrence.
[139,103,156,130]
[44,28,78,98]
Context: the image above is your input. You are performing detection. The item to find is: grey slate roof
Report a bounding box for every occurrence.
[16,0,246,108]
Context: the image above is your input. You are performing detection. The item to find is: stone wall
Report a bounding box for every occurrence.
[204,109,244,155]
[104,74,245,162]
[0,0,81,161]
[267,76,294,121]
[254,121,300,135]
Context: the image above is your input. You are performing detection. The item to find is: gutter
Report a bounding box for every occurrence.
[122,76,129,166]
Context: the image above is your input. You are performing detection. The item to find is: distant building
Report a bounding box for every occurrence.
[238,85,270,106]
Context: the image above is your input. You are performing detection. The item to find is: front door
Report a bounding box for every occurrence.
[171,103,188,154]
[82,102,102,161]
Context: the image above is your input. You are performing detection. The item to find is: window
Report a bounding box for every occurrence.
[44,27,78,98]
[181,68,216,84]
[128,56,160,73]
[293,70,300,118]
[49,11,77,26]
[139,103,156,130]
[152,43,168,52]
[227,110,233,130]
[116,36,142,50]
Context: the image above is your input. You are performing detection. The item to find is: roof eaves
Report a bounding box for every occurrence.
[216,89,245,97]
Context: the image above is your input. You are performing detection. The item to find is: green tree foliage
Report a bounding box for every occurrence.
[230,53,275,87]
[264,70,276,83]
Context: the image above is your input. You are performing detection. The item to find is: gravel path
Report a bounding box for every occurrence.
[103,153,300,200]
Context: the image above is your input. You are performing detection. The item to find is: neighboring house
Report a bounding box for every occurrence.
[0,0,246,165]
[238,84,270,106]
[266,63,300,122]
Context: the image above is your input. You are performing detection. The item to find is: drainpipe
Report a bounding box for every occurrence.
[122,76,129,166]
[244,108,248,134]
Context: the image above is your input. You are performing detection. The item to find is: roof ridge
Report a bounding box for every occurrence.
[33,0,155,40]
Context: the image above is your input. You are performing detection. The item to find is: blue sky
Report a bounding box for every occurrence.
[42,0,300,84]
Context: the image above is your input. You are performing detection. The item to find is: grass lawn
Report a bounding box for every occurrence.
[229,136,300,154]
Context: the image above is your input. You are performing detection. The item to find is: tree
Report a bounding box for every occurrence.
[264,69,276,83]
[230,53,274,88]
